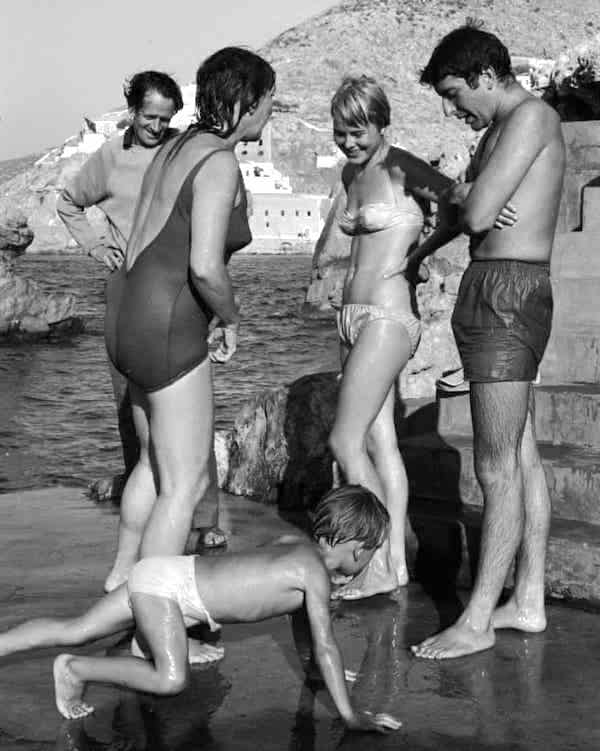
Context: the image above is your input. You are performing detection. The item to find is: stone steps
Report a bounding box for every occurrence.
[540,330,600,385]
[400,433,600,526]
[408,497,600,606]
[437,384,600,449]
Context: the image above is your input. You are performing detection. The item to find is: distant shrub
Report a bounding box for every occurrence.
[543,39,600,120]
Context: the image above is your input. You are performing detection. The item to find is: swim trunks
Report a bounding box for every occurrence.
[337,303,421,356]
[127,555,221,630]
[105,150,251,392]
[451,259,553,382]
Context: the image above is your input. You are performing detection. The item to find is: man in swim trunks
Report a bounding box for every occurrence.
[0,485,400,734]
[409,25,566,659]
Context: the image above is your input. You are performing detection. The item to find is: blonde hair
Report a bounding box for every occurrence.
[330,75,391,130]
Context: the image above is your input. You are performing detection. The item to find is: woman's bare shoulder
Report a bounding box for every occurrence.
[191,148,239,189]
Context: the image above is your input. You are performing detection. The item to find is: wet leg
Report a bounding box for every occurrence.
[139,361,214,659]
[329,319,411,600]
[190,447,228,550]
[53,593,189,719]
[110,360,140,478]
[140,358,213,558]
[413,381,529,659]
[105,386,156,592]
[367,385,410,586]
[89,362,140,502]
[493,395,549,632]
[0,585,133,658]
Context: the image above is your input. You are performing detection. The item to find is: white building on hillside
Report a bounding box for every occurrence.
[48,84,326,248]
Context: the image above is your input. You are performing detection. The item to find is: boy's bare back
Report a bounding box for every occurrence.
[193,537,328,625]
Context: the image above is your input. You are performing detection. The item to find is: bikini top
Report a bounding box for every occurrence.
[338,163,423,235]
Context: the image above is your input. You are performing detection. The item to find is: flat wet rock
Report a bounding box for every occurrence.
[0,488,599,750]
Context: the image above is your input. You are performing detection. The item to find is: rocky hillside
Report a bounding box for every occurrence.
[0,154,41,186]
[1,0,599,251]
[263,0,600,192]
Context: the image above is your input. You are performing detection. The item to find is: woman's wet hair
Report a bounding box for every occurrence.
[312,484,390,550]
[330,76,391,130]
[124,71,184,112]
[194,47,275,137]
[420,24,513,88]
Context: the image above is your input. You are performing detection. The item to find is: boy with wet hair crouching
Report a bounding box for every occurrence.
[0,485,401,734]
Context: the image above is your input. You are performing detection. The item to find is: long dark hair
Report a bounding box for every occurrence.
[166,47,275,162]
[194,47,275,137]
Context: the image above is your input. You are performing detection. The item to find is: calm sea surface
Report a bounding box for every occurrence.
[0,254,339,493]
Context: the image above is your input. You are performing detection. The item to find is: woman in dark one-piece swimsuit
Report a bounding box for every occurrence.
[102,48,275,617]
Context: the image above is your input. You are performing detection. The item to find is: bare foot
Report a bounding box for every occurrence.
[331,553,398,601]
[491,599,546,633]
[131,636,224,665]
[53,654,94,719]
[411,621,495,660]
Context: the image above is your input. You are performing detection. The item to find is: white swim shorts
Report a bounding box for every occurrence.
[127,555,221,631]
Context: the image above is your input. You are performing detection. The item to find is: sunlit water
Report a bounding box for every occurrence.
[0,253,339,493]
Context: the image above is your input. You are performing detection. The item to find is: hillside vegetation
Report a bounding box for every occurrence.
[2,0,600,248]
[262,0,600,192]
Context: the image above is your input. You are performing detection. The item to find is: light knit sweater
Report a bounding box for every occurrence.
[56,128,174,254]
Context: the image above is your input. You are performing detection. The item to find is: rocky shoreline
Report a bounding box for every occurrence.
[0,206,82,339]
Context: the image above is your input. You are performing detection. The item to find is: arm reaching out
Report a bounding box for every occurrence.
[303,562,401,733]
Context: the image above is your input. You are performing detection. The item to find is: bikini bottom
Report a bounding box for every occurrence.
[337,303,421,356]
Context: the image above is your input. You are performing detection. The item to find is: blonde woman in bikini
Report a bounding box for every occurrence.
[328,76,456,599]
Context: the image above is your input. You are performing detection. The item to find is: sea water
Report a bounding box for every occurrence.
[0,253,339,493]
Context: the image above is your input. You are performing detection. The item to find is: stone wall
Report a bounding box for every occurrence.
[541,120,600,384]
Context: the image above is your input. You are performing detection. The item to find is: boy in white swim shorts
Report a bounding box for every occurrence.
[0,485,401,735]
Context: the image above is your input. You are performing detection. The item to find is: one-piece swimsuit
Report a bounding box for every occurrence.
[104,150,251,392]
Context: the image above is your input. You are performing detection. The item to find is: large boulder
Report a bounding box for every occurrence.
[225,372,339,509]
[0,207,34,255]
[0,152,108,254]
[0,207,82,338]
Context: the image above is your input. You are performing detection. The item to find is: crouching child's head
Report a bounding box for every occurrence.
[311,484,390,579]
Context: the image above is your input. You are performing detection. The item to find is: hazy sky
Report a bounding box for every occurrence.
[0,0,335,161]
